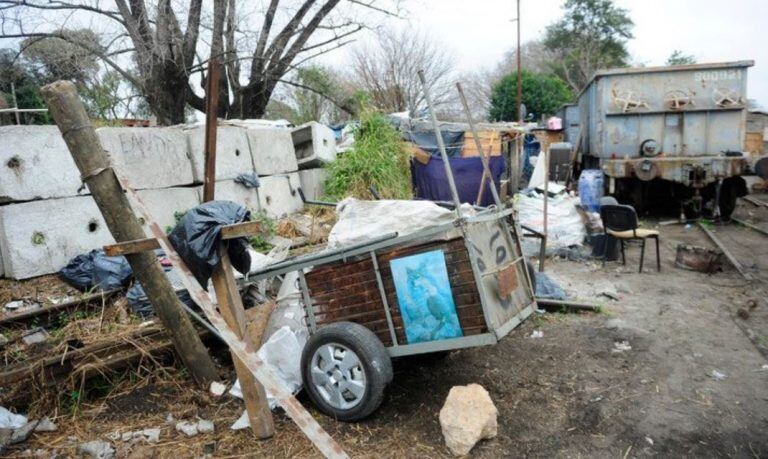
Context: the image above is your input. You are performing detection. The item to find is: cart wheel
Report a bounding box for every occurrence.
[301,322,392,421]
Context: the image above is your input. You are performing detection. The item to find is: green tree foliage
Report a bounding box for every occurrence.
[665,50,696,66]
[0,49,50,124]
[291,66,338,124]
[489,70,572,121]
[543,0,634,91]
[324,107,412,200]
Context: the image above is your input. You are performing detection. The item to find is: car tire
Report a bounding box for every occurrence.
[301,321,392,421]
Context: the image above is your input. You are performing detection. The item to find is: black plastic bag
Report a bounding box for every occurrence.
[168,200,252,288]
[59,249,132,291]
[127,260,195,318]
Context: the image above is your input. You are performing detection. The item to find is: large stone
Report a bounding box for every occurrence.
[439,384,498,456]
[135,187,201,234]
[0,125,85,202]
[97,127,195,189]
[246,127,298,175]
[0,196,114,279]
[258,173,304,218]
[211,180,260,213]
[186,125,254,182]
[297,168,328,201]
[291,122,337,169]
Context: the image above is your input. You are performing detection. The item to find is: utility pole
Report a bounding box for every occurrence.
[516,0,522,122]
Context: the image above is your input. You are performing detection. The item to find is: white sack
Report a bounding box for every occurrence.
[516,191,586,256]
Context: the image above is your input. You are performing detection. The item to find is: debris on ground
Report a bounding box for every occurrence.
[593,279,620,301]
[34,417,56,432]
[78,440,115,459]
[439,383,498,456]
[175,419,214,438]
[209,381,227,398]
[612,340,632,353]
[535,272,567,300]
[21,327,49,345]
[530,330,544,339]
[710,370,727,381]
[0,407,27,429]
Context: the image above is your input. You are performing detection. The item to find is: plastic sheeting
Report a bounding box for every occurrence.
[535,271,567,300]
[326,198,473,250]
[59,249,132,292]
[411,155,505,207]
[516,190,586,256]
[168,201,252,288]
[404,130,464,158]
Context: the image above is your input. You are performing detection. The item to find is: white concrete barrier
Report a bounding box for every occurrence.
[298,168,329,201]
[212,179,261,213]
[246,127,298,175]
[97,127,195,189]
[186,125,254,182]
[258,173,304,218]
[291,122,337,169]
[135,187,201,234]
[0,125,85,202]
[0,196,114,279]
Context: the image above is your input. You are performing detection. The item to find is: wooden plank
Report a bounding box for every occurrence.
[212,248,275,439]
[103,221,263,256]
[698,222,754,281]
[119,175,348,459]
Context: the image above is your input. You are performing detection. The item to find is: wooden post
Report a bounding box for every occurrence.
[40,81,219,387]
[540,144,550,272]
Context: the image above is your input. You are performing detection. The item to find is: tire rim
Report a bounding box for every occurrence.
[310,343,366,410]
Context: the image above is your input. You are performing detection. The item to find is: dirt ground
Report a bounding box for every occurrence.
[4,199,768,458]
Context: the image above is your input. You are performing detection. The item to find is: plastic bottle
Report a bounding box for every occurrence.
[578,170,604,212]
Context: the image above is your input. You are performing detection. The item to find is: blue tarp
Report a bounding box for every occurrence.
[411,155,505,207]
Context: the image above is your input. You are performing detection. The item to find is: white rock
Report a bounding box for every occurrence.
[711,370,727,381]
[77,440,115,459]
[439,384,498,456]
[612,340,632,353]
[139,428,160,443]
[175,421,198,437]
[209,381,227,398]
[196,419,214,434]
[33,417,56,432]
[530,330,543,339]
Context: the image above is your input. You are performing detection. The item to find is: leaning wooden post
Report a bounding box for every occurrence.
[40,80,219,387]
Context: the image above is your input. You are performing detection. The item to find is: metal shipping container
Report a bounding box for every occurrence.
[576,61,754,217]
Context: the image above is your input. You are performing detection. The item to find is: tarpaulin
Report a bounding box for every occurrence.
[404,130,465,158]
[411,155,504,207]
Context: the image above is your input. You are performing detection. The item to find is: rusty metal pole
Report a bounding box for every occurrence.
[202,60,221,202]
[40,81,219,387]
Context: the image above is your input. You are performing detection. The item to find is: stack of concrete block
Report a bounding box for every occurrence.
[0,122,305,279]
[291,122,337,168]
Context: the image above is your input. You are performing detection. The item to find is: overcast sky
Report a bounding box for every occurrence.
[335,0,767,108]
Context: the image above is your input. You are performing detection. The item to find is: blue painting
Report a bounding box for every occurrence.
[390,250,463,344]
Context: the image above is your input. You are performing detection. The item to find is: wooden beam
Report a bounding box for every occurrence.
[103,221,262,256]
[119,175,349,459]
[698,222,754,280]
[202,60,221,202]
[40,81,219,387]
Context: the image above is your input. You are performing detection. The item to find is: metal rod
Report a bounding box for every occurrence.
[698,222,754,280]
[418,70,463,218]
[0,108,49,114]
[516,0,522,122]
[733,218,768,237]
[370,251,399,347]
[297,187,337,207]
[11,82,20,124]
[456,82,502,208]
[540,145,550,272]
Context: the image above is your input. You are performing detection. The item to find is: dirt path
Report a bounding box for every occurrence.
[8,212,768,458]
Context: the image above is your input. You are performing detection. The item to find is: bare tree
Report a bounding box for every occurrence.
[349,27,454,115]
[0,1,401,124]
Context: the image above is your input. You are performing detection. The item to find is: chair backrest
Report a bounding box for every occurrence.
[599,196,619,207]
[600,204,638,233]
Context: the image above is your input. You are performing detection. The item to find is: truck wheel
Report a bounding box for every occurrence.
[301,322,392,421]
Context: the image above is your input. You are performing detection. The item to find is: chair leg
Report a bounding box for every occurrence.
[639,238,646,273]
[655,236,661,271]
[620,240,626,265]
[602,234,611,268]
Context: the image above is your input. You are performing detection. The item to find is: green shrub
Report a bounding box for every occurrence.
[324,108,412,200]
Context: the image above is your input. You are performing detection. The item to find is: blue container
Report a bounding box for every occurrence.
[578,170,604,212]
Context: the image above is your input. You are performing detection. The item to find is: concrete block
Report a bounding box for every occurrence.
[0,125,85,202]
[187,125,254,182]
[258,173,304,218]
[298,168,329,201]
[135,187,201,234]
[212,180,261,213]
[0,196,114,279]
[97,127,195,189]
[246,127,298,175]
[292,122,337,169]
